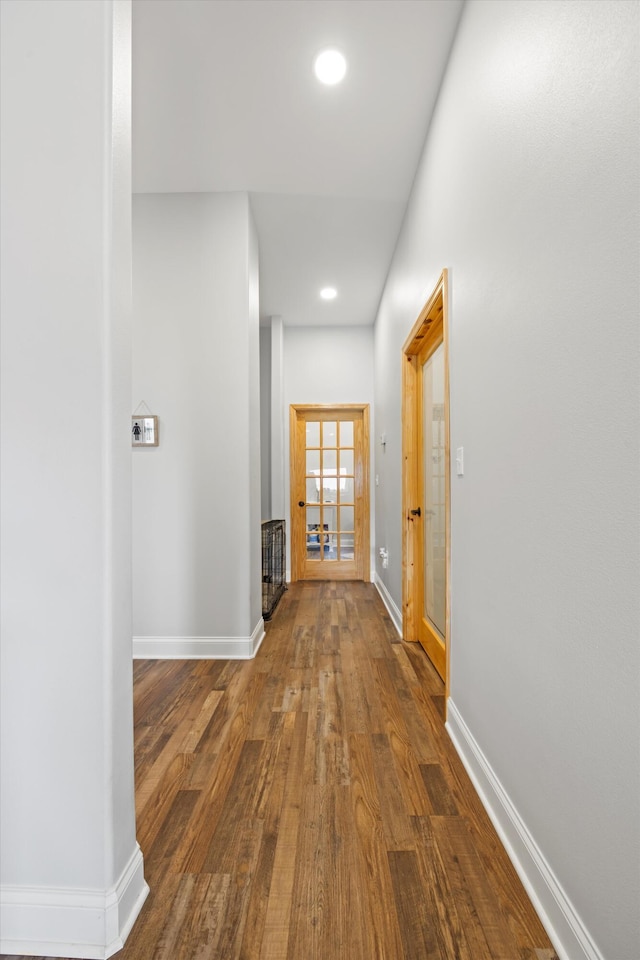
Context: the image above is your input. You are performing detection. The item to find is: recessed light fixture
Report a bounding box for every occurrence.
[320,287,338,301]
[314,49,347,86]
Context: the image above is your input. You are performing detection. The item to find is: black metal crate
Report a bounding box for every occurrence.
[262,520,286,620]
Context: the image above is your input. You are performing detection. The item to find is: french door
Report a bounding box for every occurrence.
[402,271,450,688]
[290,404,370,581]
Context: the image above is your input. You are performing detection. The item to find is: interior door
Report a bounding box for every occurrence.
[417,340,447,666]
[402,271,450,688]
[290,405,370,581]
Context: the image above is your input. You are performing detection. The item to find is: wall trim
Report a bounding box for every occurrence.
[446,701,604,960]
[374,574,403,638]
[132,618,266,659]
[0,844,148,960]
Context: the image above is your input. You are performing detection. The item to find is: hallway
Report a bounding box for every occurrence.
[5,581,556,960]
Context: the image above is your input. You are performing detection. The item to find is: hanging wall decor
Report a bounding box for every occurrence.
[132,415,158,447]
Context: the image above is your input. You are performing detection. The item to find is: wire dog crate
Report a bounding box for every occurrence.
[262,520,286,621]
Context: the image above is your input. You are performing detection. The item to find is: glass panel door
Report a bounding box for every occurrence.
[305,419,355,563]
[291,404,369,582]
[401,270,449,684]
[422,342,446,637]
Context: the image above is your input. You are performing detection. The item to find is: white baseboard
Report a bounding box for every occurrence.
[374,574,403,638]
[132,618,265,659]
[0,844,149,959]
[446,701,604,960]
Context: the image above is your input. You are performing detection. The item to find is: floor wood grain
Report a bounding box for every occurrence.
[2,581,557,960]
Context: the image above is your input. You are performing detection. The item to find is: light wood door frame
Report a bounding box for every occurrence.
[402,270,451,696]
[290,404,370,582]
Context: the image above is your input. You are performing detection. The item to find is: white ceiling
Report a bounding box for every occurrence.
[132,0,464,326]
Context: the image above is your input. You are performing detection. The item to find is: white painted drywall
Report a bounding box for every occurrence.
[283,325,375,576]
[0,0,146,951]
[132,192,262,642]
[270,316,286,521]
[260,326,272,519]
[374,2,639,958]
[248,208,263,630]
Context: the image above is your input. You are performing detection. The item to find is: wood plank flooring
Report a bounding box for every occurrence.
[2,581,557,960]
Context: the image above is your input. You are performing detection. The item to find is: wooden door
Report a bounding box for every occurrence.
[290,405,370,581]
[402,271,450,690]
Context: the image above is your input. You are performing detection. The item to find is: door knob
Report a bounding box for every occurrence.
[298,501,305,507]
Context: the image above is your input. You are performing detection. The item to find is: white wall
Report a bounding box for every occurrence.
[259,326,272,518]
[270,317,286,521]
[132,192,263,653]
[0,1,147,955]
[283,325,375,577]
[374,3,640,959]
[248,210,263,631]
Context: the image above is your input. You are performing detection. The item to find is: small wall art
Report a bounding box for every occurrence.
[132,415,158,447]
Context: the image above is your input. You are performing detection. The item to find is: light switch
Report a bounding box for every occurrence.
[456,446,464,476]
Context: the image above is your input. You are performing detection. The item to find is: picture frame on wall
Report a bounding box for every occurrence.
[132,415,158,447]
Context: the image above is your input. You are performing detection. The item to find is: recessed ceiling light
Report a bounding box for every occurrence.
[314,49,347,86]
[320,287,338,300]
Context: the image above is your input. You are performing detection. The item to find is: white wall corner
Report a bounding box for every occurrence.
[270,316,285,520]
[133,618,266,660]
[445,701,605,960]
[374,574,403,638]
[0,844,148,960]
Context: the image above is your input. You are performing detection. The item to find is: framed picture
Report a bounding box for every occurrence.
[132,415,158,447]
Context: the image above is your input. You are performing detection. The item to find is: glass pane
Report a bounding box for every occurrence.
[306,421,320,446]
[323,503,337,533]
[338,535,355,561]
[323,421,337,447]
[339,421,354,446]
[320,482,337,504]
[423,342,446,637]
[306,505,320,528]
[339,477,354,503]
[322,449,337,476]
[339,449,354,475]
[339,506,354,532]
[306,450,320,474]
[307,540,324,560]
[306,524,330,558]
[306,477,319,502]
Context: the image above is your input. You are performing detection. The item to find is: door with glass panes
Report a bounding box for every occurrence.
[290,405,369,581]
[402,269,450,686]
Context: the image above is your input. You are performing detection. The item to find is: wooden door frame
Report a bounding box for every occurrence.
[402,269,451,698]
[289,403,370,583]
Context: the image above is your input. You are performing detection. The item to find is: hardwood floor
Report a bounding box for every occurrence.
[3,581,557,960]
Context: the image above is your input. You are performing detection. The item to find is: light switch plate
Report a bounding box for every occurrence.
[456,446,464,476]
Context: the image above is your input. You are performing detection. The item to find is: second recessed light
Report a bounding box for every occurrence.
[320,287,338,300]
[314,49,347,86]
